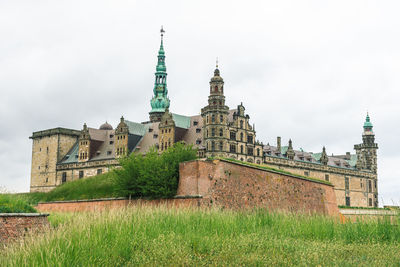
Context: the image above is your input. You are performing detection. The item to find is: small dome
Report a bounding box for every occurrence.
[99,121,113,130]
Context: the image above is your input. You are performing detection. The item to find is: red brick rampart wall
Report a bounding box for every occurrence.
[177,159,339,216]
[0,214,49,245]
[36,198,200,213]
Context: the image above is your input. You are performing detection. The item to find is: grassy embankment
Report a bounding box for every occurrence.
[0,194,37,213]
[0,207,399,266]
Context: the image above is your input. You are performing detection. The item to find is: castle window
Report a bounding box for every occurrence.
[219,141,223,151]
[47,147,49,153]
[212,115,215,123]
[211,141,215,151]
[196,139,201,145]
[193,121,198,126]
[107,151,112,155]
[207,116,209,123]
[211,128,215,137]
[248,147,253,156]
[240,145,244,154]
[79,171,84,179]
[38,166,40,170]
[256,160,261,164]
[360,179,363,188]
[153,134,158,139]
[215,85,218,92]
[325,174,330,182]
[230,131,236,140]
[369,198,372,206]
[345,177,349,190]
[169,129,171,133]
[247,135,253,144]
[45,178,48,183]
[368,180,372,192]
[230,144,236,153]
[240,120,244,129]
[240,158,244,161]
[257,148,260,156]
[219,128,223,137]
[162,130,164,134]
[240,132,243,142]
[109,141,114,145]
[39,148,41,152]
[374,180,377,189]
[62,172,67,183]
[149,128,153,132]
[304,171,309,176]
[97,169,102,175]
[345,197,351,207]
[110,134,114,138]
[220,115,223,122]
[196,128,201,133]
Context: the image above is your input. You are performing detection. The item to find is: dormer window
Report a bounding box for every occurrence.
[193,121,198,126]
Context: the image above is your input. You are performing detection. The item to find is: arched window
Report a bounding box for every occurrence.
[219,141,223,151]
[212,115,215,123]
[207,116,209,123]
[219,128,223,137]
[211,128,215,137]
[240,145,243,154]
[257,148,260,156]
[240,120,244,129]
[220,115,223,123]
[215,85,218,92]
[240,132,243,142]
[211,141,215,151]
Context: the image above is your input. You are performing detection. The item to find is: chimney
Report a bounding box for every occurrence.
[277,136,281,154]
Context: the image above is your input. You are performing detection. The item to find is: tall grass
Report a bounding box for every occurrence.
[0,194,37,213]
[1,207,399,266]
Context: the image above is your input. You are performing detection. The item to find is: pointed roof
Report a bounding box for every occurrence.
[363,113,373,129]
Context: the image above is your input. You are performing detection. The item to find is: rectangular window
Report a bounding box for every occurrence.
[148,128,153,132]
[368,180,372,192]
[247,135,253,144]
[230,131,236,140]
[374,180,377,189]
[369,198,372,207]
[196,128,201,133]
[345,197,351,207]
[196,139,201,145]
[211,128,215,137]
[107,151,112,155]
[153,134,158,139]
[109,141,114,145]
[79,171,84,179]
[304,171,309,176]
[248,147,253,156]
[360,179,363,188]
[345,177,349,190]
[193,121,198,126]
[325,174,329,181]
[110,134,114,138]
[62,172,67,183]
[230,144,236,153]
[97,169,102,175]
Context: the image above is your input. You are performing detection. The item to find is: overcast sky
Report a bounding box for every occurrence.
[1,1,399,205]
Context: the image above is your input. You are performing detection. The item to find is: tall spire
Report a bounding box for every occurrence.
[363,112,373,131]
[149,26,170,122]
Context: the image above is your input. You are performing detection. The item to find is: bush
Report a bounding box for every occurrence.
[0,194,37,213]
[114,142,197,199]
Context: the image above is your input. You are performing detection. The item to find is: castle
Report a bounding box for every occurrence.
[29,29,378,208]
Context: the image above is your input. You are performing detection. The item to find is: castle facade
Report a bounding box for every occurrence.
[30,30,378,208]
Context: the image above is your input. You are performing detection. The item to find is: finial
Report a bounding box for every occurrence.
[160,26,165,39]
[216,57,219,68]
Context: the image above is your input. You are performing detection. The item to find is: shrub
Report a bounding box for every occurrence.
[0,194,37,213]
[114,142,197,199]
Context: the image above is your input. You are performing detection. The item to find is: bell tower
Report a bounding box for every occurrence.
[149,26,170,122]
[201,62,229,158]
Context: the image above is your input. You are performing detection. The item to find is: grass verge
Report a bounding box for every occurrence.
[0,207,399,266]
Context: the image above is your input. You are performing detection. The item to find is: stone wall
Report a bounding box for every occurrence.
[177,159,339,216]
[0,213,49,245]
[340,208,398,223]
[36,197,201,213]
[264,156,377,207]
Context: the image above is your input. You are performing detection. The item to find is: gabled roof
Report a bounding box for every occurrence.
[171,113,191,129]
[59,142,79,164]
[125,120,149,136]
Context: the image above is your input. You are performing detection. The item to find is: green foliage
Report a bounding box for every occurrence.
[114,142,197,199]
[221,157,332,185]
[0,194,37,213]
[1,207,399,266]
[338,205,391,210]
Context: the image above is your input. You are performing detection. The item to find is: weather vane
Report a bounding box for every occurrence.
[160,26,165,39]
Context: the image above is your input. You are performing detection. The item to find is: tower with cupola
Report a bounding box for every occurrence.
[354,113,378,173]
[149,27,170,122]
[201,64,230,158]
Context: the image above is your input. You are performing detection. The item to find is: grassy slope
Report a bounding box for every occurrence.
[1,207,399,266]
[18,172,116,205]
[0,194,37,213]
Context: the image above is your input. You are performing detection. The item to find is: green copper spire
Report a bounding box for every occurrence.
[150,26,170,115]
[363,112,373,130]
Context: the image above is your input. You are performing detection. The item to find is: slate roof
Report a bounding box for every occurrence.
[171,113,191,129]
[125,120,149,136]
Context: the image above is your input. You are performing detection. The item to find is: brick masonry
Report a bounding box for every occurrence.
[0,214,50,245]
[177,159,339,216]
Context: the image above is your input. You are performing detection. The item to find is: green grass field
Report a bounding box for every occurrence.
[1,207,399,266]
